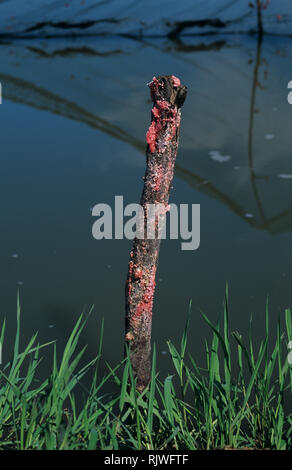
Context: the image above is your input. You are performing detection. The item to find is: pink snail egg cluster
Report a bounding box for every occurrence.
[146,76,181,154]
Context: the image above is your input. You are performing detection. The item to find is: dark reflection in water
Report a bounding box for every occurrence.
[0,35,291,387]
[26,45,123,58]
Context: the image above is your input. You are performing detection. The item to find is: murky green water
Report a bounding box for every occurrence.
[0,35,292,383]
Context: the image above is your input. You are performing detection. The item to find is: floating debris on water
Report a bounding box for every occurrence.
[278,174,292,179]
[233,166,241,170]
[17,281,23,286]
[209,150,231,163]
[11,253,18,259]
[265,134,275,140]
[244,213,254,219]
[48,324,55,329]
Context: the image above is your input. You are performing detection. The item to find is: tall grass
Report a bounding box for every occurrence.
[0,292,291,450]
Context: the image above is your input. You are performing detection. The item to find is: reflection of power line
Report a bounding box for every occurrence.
[256,205,292,233]
[2,65,291,235]
[176,164,292,234]
[174,164,253,222]
[0,72,144,152]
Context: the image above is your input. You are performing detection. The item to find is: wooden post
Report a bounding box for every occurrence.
[125,75,187,392]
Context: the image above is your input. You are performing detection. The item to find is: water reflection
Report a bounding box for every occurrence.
[0,34,291,374]
[1,36,291,234]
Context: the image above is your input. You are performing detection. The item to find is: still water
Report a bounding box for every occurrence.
[0,34,291,383]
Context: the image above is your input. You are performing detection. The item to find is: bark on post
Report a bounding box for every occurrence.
[125,75,187,392]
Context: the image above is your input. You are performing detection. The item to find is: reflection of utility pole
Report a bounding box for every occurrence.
[256,0,263,37]
[248,35,267,223]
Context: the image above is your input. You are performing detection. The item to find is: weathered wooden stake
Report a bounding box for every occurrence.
[125,75,187,391]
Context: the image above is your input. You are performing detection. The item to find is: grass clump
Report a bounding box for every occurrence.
[0,290,291,450]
